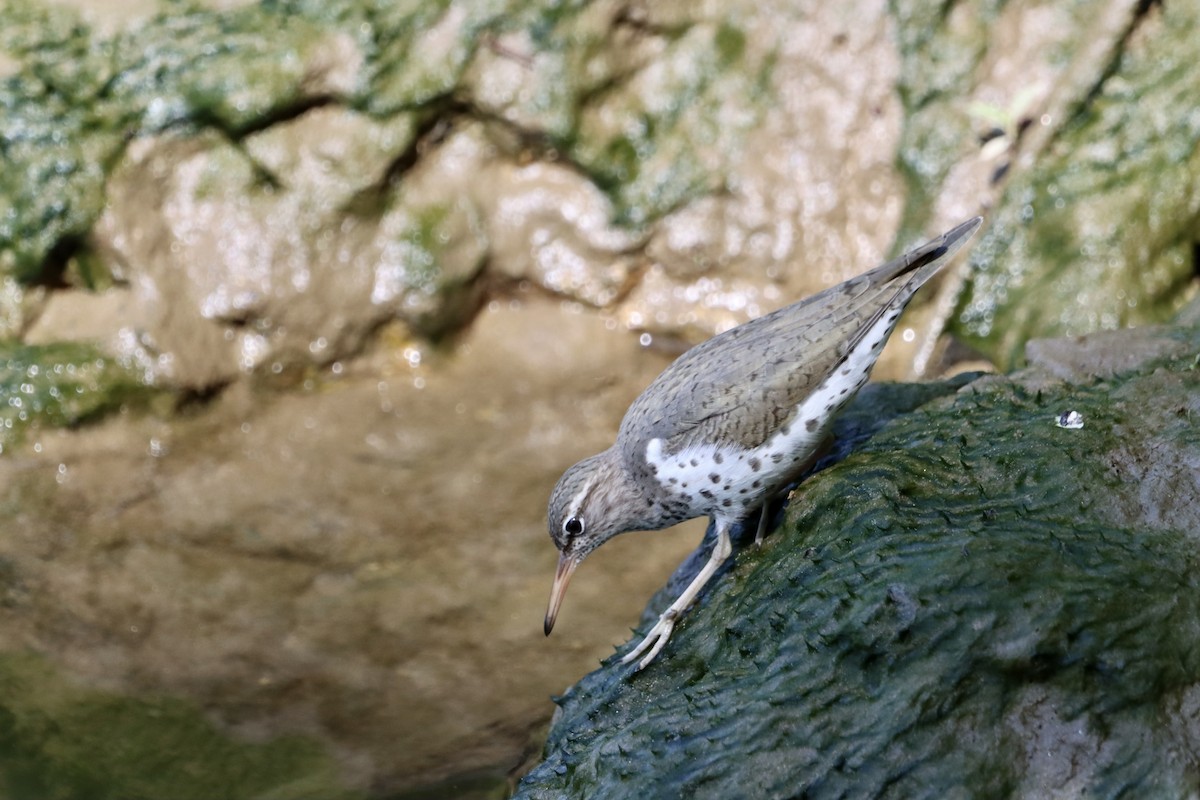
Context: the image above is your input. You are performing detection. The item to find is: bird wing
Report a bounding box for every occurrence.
[617,218,981,472]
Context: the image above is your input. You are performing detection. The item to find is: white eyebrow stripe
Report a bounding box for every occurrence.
[565,480,591,521]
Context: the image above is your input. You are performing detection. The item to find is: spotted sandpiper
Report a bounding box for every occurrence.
[543,217,982,670]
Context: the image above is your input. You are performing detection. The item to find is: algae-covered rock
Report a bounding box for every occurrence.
[515,320,1200,799]
[0,651,356,800]
[93,124,485,387]
[891,0,1200,370]
[0,341,149,453]
[0,0,356,281]
[5,0,1194,387]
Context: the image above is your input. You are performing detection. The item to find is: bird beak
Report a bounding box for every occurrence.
[543,552,578,636]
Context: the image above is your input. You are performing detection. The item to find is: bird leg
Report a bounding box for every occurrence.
[753,487,793,547]
[621,521,733,671]
[753,487,790,546]
[756,434,833,547]
[754,501,772,547]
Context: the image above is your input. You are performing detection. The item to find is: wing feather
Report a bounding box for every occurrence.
[616,218,981,473]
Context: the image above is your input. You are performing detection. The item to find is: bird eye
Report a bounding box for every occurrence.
[563,517,584,536]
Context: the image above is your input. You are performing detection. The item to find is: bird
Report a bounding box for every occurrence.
[543,217,982,670]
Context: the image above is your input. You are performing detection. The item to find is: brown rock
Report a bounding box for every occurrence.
[2,297,702,793]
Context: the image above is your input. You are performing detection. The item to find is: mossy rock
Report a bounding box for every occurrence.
[0,651,357,800]
[516,320,1200,799]
[0,341,152,452]
[892,0,1200,367]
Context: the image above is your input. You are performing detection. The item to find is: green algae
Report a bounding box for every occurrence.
[955,0,1200,367]
[0,0,1192,366]
[0,0,778,282]
[0,0,341,280]
[392,200,486,335]
[570,19,770,226]
[890,0,1200,368]
[0,651,358,800]
[0,341,150,453]
[714,23,746,67]
[889,0,997,232]
[515,326,1200,798]
[266,0,486,112]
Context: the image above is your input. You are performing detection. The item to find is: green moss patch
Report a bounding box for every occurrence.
[0,651,357,800]
[0,341,150,452]
[516,325,1200,798]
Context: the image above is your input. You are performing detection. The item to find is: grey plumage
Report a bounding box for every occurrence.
[622,218,981,457]
[544,217,983,669]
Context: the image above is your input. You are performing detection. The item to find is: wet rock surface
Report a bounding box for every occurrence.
[6,0,1191,388]
[515,319,1200,800]
[0,298,706,795]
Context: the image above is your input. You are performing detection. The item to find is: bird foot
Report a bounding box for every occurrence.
[619,525,733,671]
[620,609,679,671]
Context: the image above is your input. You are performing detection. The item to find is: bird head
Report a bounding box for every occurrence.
[543,448,646,635]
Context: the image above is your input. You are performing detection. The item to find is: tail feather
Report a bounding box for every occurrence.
[837,216,982,362]
[864,216,983,287]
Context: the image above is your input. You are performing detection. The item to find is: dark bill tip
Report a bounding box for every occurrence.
[543,552,578,637]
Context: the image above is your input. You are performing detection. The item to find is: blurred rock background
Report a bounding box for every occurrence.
[0,0,1195,797]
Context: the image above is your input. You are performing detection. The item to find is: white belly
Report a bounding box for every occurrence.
[644,299,905,519]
